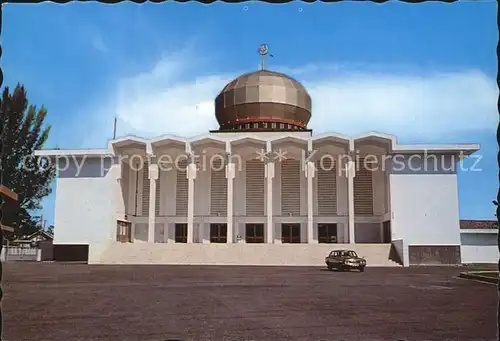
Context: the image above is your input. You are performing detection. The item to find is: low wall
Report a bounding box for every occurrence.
[0,247,39,262]
[92,242,399,266]
[53,244,89,262]
[408,245,461,265]
[391,239,408,267]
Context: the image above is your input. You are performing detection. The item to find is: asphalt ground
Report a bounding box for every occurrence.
[1,263,496,341]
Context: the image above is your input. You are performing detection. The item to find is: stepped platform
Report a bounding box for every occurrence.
[89,242,401,267]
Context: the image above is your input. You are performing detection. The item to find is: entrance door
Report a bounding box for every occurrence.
[318,223,337,243]
[175,224,187,243]
[246,224,264,243]
[281,224,301,243]
[382,221,391,243]
[210,224,227,243]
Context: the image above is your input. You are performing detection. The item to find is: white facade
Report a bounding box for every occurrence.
[36,131,482,266]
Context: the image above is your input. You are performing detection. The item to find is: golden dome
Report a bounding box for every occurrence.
[214,70,312,131]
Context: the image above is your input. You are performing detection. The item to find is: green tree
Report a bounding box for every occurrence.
[47,225,54,234]
[0,84,55,239]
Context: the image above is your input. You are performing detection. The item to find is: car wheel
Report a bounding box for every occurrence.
[359,267,365,272]
[327,265,333,271]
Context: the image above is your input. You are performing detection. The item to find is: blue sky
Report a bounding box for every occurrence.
[3,1,498,225]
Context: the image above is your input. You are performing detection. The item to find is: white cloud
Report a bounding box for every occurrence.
[93,52,498,145]
[306,69,497,138]
[91,34,108,53]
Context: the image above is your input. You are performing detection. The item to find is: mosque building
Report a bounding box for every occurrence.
[37,48,492,266]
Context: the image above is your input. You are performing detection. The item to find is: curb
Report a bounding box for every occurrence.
[458,271,498,284]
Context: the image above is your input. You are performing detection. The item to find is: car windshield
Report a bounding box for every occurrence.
[339,251,357,257]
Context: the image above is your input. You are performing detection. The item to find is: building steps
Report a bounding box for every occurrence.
[91,242,402,267]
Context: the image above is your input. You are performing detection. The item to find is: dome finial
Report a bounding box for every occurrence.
[258,43,273,71]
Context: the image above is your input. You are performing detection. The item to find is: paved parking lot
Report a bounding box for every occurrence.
[2,263,497,340]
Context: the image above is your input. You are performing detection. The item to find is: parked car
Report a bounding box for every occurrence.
[325,249,366,272]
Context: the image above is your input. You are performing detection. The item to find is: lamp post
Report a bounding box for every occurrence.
[0,185,18,339]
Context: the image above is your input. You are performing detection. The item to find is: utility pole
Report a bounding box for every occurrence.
[113,116,117,139]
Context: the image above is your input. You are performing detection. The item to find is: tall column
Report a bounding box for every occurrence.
[148,162,159,243]
[347,140,356,244]
[266,161,275,243]
[347,161,355,243]
[306,160,315,243]
[226,158,235,244]
[187,157,196,243]
[265,141,274,243]
[114,159,128,243]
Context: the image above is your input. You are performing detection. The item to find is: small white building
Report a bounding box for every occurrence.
[459,220,498,264]
[36,69,489,266]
